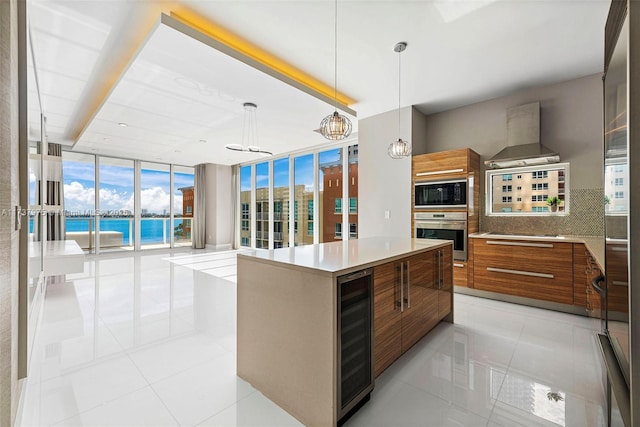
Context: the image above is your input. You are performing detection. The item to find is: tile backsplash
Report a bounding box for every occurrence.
[481,188,604,237]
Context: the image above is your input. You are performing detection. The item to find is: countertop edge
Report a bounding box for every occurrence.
[237,240,453,277]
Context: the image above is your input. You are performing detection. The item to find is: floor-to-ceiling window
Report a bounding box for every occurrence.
[348,144,358,239]
[273,157,289,248]
[294,154,314,246]
[140,162,171,249]
[240,165,252,247]
[173,166,195,247]
[255,162,269,249]
[319,148,341,243]
[62,152,96,253]
[99,157,135,251]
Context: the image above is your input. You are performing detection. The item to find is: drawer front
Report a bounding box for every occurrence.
[453,261,467,287]
[474,239,573,304]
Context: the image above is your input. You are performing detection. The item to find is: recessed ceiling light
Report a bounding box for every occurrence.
[199,139,207,143]
[103,137,110,141]
[118,122,128,127]
[174,150,181,153]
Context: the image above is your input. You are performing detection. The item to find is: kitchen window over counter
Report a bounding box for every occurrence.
[486,163,570,216]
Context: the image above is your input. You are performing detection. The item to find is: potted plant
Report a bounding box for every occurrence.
[546,196,562,212]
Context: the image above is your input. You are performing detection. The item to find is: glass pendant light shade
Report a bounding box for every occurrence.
[388,42,411,159]
[320,111,352,140]
[388,138,412,159]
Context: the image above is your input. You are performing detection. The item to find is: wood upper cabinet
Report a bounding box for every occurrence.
[473,238,573,305]
[412,148,480,178]
[372,245,451,377]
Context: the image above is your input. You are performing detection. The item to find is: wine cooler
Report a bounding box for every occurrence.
[337,268,374,425]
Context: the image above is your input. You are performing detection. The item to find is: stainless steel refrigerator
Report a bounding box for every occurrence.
[598,1,639,426]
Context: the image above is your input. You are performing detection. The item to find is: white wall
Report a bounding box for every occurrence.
[358,106,413,238]
[205,164,233,250]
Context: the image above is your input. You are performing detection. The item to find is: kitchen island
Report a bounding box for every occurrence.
[237,237,453,426]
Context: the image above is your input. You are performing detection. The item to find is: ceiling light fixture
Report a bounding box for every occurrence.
[388,42,412,159]
[225,102,272,156]
[319,0,352,141]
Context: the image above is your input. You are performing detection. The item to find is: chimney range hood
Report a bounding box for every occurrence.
[485,102,560,169]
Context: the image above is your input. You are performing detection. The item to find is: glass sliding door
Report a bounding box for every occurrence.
[240,165,251,247]
[140,162,171,249]
[99,157,134,251]
[294,154,314,246]
[255,162,269,249]
[62,152,96,253]
[173,165,194,247]
[319,148,342,243]
[273,157,289,248]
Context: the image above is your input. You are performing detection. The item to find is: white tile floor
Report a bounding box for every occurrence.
[18,249,607,427]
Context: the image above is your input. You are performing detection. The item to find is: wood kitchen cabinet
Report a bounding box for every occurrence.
[573,243,602,312]
[472,238,573,305]
[373,245,453,377]
[412,148,479,178]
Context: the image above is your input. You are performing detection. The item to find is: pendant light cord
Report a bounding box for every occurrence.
[398,47,401,139]
[334,0,338,110]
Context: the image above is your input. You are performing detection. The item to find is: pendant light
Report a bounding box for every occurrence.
[319,0,352,140]
[388,42,412,159]
[225,102,272,156]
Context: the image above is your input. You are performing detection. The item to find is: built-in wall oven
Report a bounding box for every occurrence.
[414,179,467,209]
[414,212,467,261]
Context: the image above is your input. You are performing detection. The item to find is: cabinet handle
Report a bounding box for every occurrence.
[406,261,411,308]
[486,240,554,248]
[399,263,404,313]
[613,280,628,287]
[454,263,464,268]
[486,267,554,279]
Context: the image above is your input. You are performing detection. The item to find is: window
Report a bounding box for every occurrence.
[335,198,342,213]
[242,220,249,231]
[349,197,357,213]
[532,171,548,179]
[350,223,357,238]
[615,191,624,199]
[307,200,314,220]
[294,201,298,220]
[486,164,569,215]
[335,223,342,238]
[186,206,192,214]
[242,203,250,219]
[614,165,624,173]
[307,222,313,236]
[615,178,624,186]
[241,237,249,246]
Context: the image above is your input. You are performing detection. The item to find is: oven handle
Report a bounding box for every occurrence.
[415,221,467,230]
[591,274,606,296]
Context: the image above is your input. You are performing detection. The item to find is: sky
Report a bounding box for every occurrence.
[62,159,194,215]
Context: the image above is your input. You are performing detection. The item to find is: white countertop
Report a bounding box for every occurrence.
[237,237,450,275]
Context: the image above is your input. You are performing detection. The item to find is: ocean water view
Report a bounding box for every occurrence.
[31,217,191,246]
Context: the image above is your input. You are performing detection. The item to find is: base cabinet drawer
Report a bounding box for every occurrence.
[473,239,573,305]
[453,261,467,287]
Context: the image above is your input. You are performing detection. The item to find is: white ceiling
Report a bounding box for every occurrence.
[28,0,610,166]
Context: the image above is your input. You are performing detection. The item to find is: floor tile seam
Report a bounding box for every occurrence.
[483,357,510,426]
[146,382,182,426]
[192,390,260,427]
[120,329,225,357]
[49,383,152,426]
[131,344,234,387]
[392,379,492,423]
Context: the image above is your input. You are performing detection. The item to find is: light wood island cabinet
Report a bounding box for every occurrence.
[237,237,453,426]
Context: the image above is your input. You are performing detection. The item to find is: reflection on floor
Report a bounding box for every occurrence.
[18,249,606,427]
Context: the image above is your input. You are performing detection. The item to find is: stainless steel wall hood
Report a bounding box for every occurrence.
[485,102,560,169]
